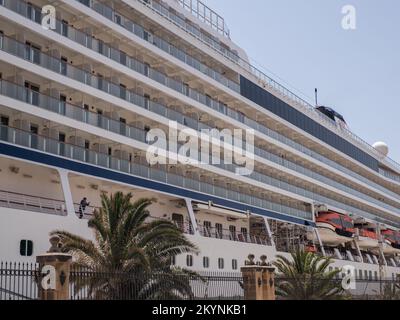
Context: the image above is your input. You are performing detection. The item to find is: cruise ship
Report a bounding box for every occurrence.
[0,0,400,282]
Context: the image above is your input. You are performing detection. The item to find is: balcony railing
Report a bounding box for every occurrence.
[74,0,240,92]
[5,83,400,226]
[0,24,398,203]
[0,124,312,221]
[0,30,399,206]
[199,226,271,246]
[379,168,400,184]
[136,1,400,174]
[3,78,400,211]
[4,0,400,183]
[0,189,66,215]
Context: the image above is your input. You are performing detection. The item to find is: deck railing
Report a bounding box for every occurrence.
[0,189,66,216]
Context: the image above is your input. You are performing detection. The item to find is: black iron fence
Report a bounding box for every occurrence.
[274,276,400,300]
[0,262,39,300]
[69,268,244,300]
[1,261,399,300]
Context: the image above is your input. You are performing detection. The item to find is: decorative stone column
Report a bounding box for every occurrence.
[36,236,72,300]
[241,255,276,300]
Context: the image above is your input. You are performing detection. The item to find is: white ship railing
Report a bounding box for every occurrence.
[2,1,400,183]
[133,0,400,173]
[0,124,312,221]
[2,78,400,215]
[0,190,66,215]
[176,0,230,38]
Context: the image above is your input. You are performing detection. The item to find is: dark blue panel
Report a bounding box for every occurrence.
[0,142,315,227]
[240,76,379,172]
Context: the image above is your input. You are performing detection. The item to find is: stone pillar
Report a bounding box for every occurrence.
[241,255,276,300]
[261,265,276,300]
[36,236,72,300]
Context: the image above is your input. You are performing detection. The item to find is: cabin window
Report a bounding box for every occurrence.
[359,270,363,280]
[119,84,127,100]
[27,2,41,23]
[183,83,189,96]
[203,257,210,269]
[61,57,68,75]
[369,271,372,280]
[229,225,237,241]
[24,81,40,106]
[205,95,212,107]
[115,14,122,25]
[120,51,127,66]
[119,117,127,135]
[1,115,9,126]
[374,271,378,281]
[218,258,224,269]
[186,255,193,267]
[144,94,150,109]
[61,20,69,37]
[203,221,212,237]
[0,115,8,141]
[240,227,248,242]
[364,270,368,280]
[20,240,33,256]
[172,213,184,232]
[170,256,176,266]
[215,223,223,239]
[25,41,41,64]
[232,259,238,270]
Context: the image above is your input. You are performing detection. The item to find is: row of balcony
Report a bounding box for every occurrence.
[2,78,400,218]
[3,118,400,228]
[74,0,240,92]
[379,168,400,184]
[0,25,398,203]
[132,0,400,174]
[0,124,312,220]
[0,188,276,249]
[3,0,400,190]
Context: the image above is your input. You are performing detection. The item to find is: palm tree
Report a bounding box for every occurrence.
[273,250,345,300]
[51,192,199,300]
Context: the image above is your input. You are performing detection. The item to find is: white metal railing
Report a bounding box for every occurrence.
[3,0,400,188]
[3,77,400,218]
[135,0,400,174]
[0,124,312,221]
[199,225,271,246]
[3,122,400,228]
[0,190,66,215]
[176,0,230,38]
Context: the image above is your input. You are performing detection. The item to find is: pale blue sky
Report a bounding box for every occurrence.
[205,0,400,163]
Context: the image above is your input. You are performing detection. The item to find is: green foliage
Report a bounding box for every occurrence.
[273,250,346,300]
[51,192,199,299]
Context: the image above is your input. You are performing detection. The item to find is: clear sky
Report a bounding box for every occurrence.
[205,0,400,163]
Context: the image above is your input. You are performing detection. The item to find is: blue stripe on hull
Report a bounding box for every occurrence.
[0,142,315,227]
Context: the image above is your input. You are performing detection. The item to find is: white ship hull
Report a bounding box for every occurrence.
[1,205,398,277]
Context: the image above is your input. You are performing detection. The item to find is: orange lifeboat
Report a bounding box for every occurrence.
[307,211,355,246]
[381,229,400,254]
[355,228,379,250]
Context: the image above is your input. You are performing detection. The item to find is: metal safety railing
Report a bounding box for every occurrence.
[0,189,66,215]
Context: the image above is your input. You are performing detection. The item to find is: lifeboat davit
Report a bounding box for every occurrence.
[307,211,355,246]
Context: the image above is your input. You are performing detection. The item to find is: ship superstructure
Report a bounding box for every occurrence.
[0,0,400,281]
